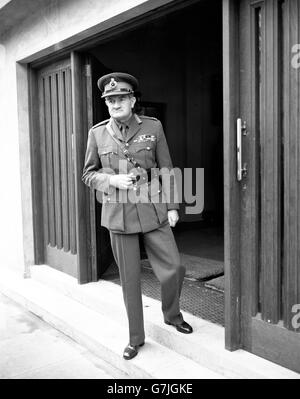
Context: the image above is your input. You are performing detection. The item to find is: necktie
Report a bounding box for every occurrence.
[120,124,127,140]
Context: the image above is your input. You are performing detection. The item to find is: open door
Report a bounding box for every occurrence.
[35,52,112,284]
[37,59,78,278]
[238,0,300,372]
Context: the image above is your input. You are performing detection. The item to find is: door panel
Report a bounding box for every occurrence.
[282,0,300,332]
[239,0,300,372]
[37,54,93,282]
[38,59,77,277]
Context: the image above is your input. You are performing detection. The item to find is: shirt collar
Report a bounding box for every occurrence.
[115,113,135,130]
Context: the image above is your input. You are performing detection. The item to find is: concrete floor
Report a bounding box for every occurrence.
[0,293,120,379]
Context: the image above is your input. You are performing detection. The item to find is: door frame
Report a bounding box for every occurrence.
[19,0,241,350]
[222,0,241,351]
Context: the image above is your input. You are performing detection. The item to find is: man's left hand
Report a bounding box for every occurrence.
[168,210,179,227]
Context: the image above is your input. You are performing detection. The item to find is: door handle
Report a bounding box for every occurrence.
[237,118,248,181]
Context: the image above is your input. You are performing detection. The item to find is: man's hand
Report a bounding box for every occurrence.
[168,210,179,227]
[109,174,134,190]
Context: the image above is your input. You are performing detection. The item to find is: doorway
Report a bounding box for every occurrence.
[87,0,225,326]
[27,0,300,372]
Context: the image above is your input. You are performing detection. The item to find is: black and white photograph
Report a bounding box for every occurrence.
[0,0,299,384]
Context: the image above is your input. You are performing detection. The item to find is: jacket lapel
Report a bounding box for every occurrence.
[126,113,142,142]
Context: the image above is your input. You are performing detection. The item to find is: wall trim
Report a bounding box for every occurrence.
[18,0,200,66]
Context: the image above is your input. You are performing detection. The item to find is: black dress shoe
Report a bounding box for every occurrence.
[123,342,144,360]
[165,320,193,334]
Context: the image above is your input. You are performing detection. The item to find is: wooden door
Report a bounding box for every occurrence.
[238,0,300,372]
[38,59,77,277]
[37,55,93,283]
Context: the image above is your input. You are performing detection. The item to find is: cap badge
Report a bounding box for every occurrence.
[109,78,117,89]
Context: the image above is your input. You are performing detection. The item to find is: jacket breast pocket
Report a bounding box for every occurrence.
[133,142,155,169]
[98,145,118,169]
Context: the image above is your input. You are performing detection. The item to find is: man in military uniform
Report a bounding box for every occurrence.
[82,72,192,360]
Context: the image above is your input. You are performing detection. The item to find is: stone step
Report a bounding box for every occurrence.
[0,268,222,379]
[29,265,299,379]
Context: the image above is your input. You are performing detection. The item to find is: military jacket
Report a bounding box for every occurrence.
[82,113,179,233]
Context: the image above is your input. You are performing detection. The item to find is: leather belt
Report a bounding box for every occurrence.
[129,169,162,187]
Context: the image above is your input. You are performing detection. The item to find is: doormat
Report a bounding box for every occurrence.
[204,275,225,293]
[141,253,224,282]
[104,253,224,282]
[102,261,224,326]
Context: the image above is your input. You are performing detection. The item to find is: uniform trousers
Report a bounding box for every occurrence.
[109,222,185,346]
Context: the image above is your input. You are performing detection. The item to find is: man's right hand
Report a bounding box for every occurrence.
[109,174,134,190]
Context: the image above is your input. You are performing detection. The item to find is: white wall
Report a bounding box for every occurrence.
[0,0,150,274]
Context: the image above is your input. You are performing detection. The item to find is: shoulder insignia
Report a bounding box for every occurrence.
[92,119,110,129]
[139,115,158,121]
